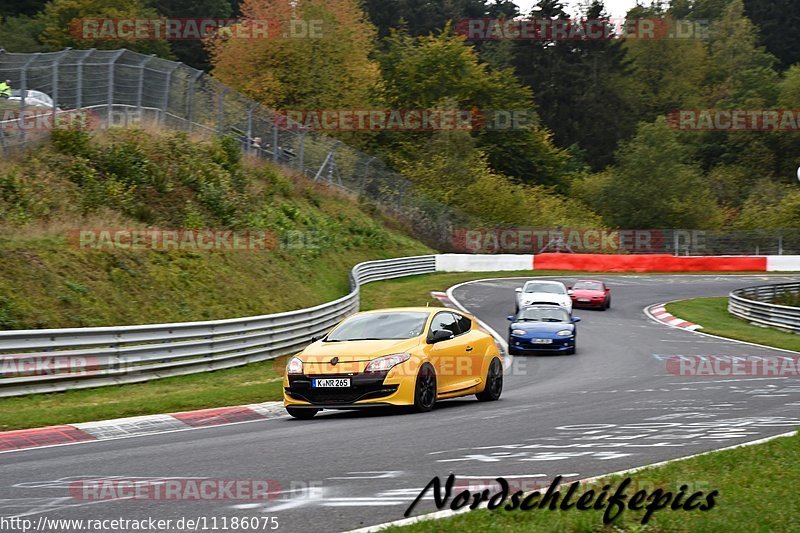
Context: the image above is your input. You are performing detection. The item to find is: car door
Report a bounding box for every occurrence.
[452,312,486,388]
[426,311,470,393]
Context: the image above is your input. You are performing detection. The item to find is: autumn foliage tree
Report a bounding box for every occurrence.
[208,0,379,109]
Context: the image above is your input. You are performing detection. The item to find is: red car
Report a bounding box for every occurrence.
[569,280,611,310]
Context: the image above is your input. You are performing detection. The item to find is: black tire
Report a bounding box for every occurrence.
[508,346,520,356]
[605,298,611,310]
[287,407,319,420]
[413,363,437,412]
[566,346,576,355]
[476,358,503,402]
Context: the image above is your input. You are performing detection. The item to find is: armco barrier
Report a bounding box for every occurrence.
[0,256,437,398]
[534,253,768,272]
[729,282,800,333]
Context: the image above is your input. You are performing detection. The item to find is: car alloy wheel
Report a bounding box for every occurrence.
[476,358,503,401]
[413,363,437,412]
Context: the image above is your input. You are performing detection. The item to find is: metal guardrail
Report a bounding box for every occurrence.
[729,282,800,333]
[0,255,436,397]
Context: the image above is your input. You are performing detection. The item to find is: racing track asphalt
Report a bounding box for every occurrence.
[1,274,799,532]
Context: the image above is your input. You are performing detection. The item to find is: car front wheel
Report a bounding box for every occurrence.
[413,363,437,412]
[476,358,503,402]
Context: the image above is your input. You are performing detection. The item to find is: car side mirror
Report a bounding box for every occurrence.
[572,317,581,323]
[310,335,324,342]
[428,329,455,344]
[567,289,574,295]
[515,288,522,293]
[507,315,515,321]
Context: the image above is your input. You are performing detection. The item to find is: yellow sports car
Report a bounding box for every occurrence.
[283,307,503,419]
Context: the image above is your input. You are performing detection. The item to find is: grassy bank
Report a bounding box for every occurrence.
[387,432,800,532]
[0,126,431,329]
[666,297,800,352]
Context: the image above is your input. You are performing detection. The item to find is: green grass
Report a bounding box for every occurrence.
[387,432,800,532]
[666,297,800,352]
[0,358,288,431]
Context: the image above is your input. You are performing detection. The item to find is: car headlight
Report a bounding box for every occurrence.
[287,356,304,375]
[556,330,573,337]
[511,329,527,336]
[365,353,411,373]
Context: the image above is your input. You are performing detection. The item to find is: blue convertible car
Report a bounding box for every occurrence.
[507,304,581,355]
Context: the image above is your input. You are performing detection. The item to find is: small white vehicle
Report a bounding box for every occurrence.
[515,280,573,313]
[8,90,55,109]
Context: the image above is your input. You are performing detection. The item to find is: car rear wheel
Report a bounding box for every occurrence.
[413,363,437,412]
[476,358,503,402]
[287,407,320,420]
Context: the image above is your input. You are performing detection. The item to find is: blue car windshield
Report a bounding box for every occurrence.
[516,308,570,323]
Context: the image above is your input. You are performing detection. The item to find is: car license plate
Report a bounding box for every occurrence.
[532,338,552,344]
[577,298,591,302]
[313,378,351,388]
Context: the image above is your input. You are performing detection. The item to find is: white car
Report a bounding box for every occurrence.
[515,280,573,313]
[8,90,56,109]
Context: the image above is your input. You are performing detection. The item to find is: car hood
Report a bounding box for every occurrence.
[511,322,573,334]
[519,292,570,304]
[299,337,421,362]
[571,289,604,298]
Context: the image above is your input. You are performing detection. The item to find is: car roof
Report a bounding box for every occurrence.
[523,279,566,285]
[575,279,604,284]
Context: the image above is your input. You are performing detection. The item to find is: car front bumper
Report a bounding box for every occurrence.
[283,370,416,408]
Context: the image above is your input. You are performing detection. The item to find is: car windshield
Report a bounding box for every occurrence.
[516,308,571,323]
[573,281,603,291]
[326,311,428,341]
[524,283,565,294]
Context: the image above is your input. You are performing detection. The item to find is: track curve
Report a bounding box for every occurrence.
[1,274,799,532]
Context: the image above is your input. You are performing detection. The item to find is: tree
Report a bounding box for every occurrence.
[512,1,636,170]
[376,27,571,188]
[37,0,172,56]
[363,0,519,38]
[146,0,233,70]
[573,117,724,229]
[209,0,379,109]
[744,0,800,70]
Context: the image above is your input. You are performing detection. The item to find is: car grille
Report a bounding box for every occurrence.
[286,372,397,405]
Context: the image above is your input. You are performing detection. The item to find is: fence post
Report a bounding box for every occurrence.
[272,116,280,162]
[778,230,784,256]
[186,69,202,132]
[161,63,179,125]
[75,49,93,110]
[136,54,155,119]
[107,50,125,124]
[298,131,305,171]
[17,53,38,143]
[217,87,229,132]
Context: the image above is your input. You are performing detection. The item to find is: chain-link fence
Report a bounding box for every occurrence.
[0,48,468,249]
[1,48,797,255]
